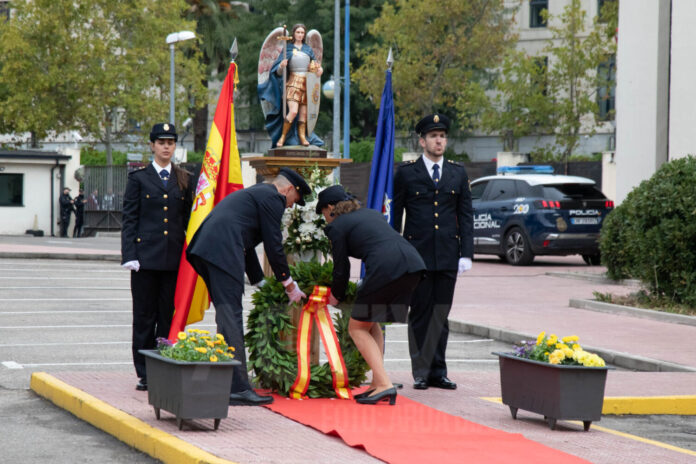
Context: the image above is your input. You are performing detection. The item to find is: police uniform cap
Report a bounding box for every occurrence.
[415,113,450,136]
[149,123,178,142]
[278,167,311,206]
[315,185,355,214]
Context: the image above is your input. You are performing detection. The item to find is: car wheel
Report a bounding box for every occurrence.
[503,227,534,266]
[582,254,601,265]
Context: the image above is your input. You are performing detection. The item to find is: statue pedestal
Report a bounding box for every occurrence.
[247,146,351,180]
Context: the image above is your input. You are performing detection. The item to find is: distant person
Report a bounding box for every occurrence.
[73,189,87,237]
[58,187,74,237]
[186,167,311,406]
[87,189,99,210]
[316,185,425,405]
[121,123,194,392]
[393,113,474,391]
[102,189,115,211]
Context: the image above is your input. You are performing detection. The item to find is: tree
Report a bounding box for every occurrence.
[354,0,514,132]
[541,0,617,162]
[0,0,207,164]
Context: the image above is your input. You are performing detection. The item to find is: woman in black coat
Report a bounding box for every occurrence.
[317,185,425,405]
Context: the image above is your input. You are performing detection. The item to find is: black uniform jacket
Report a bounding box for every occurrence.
[186,183,291,286]
[393,156,474,271]
[325,208,426,301]
[121,164,193,271]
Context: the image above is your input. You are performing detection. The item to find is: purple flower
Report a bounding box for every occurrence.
[156,337,173,348]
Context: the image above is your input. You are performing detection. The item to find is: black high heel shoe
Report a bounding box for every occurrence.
[354,389,375,399]
[356,387,397,405]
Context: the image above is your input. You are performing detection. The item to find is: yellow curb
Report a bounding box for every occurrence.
[30,372,237,464]
[480,395,696,415]
[479,396,696,457]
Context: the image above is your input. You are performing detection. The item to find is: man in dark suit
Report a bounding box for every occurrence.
[186,167,311,406]
[393,113,474,390]
[58,187,74,237]
[121,123,193,391]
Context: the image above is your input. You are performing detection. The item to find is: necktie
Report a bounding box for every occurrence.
[160,169,169,186]
[432,164,440,183]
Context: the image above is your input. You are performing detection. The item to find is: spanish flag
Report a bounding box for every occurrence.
[168,61,243,341]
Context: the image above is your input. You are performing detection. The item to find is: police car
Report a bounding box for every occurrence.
[470,165,614,265]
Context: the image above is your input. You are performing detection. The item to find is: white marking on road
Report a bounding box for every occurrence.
[0,341,129,347]
[0,324,218,329]
[21,362,133,367]
[0,311,130,315]
[2,361,23,369]
[0,298,131,301]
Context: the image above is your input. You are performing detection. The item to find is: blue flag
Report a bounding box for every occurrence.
[366,69,395,226]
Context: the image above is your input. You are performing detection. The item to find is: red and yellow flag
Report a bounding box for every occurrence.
[168,61,243,341]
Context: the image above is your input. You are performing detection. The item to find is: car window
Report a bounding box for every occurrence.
[486,179,518,201]
[541,184,606,200]
[470,181,488,200]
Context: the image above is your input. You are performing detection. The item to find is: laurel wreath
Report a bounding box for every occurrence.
[246,260,369,397]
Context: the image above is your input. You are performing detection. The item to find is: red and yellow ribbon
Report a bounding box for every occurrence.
[289,286,352,400]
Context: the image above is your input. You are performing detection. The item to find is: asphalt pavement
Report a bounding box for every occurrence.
[0,234,694,463]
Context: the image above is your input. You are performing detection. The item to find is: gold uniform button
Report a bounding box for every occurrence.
[435,225,439,230]
[163,206,168,211]
[435,190,439,194]
[416,191,420,196]
[136,238,141,242]
[164,231,168,236]
[163,194,168,199]
[164,218,168,223]
[146,194,150,199]
[434,213,439,218]
[451,190,455,194]
[434,201,438,206]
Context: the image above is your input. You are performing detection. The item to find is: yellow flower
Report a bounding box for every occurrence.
[188,337,197,343]
[200,330,210,335]
[536,331,546,345]
[562,346,574,358]
[216,349,224,354]
[228,346,236,352]
[206,340,215,348]
[195,347,207,353]
[177,332,186,340]
[547,334,558,346]
[209,355,218,362]
[572,343,581,351]
[216,334,225,341]
[562,335,579,343]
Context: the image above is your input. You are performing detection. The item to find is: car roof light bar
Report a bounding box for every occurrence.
[497,165,555,175]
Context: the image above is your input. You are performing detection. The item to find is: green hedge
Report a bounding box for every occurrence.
[600,156,696,306]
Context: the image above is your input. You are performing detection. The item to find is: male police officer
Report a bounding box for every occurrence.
[121,123,193,391]
[393,114,474,390]
[186,167,311,406]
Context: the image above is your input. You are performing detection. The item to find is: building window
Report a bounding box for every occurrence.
[530,0,548,28]
[597,55,616,121]
[0,173,24,206]
[597,0,616,23]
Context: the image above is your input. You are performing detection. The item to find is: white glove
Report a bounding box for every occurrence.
[255,279,268,288]
[458,257,472,275]
[122,260,140,272]
[283,278,307,303]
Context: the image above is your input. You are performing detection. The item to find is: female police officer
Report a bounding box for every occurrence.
[121,123,193,391]
[317,185,425,405]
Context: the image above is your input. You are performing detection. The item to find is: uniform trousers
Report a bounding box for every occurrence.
[131,269,177,379]
[408,269,457,380]
[193,260,250,393]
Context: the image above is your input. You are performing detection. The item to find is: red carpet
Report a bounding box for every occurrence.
[264,389,590,464]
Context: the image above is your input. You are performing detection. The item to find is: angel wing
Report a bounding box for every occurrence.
[257,26,285,88]
[306,29,323,65]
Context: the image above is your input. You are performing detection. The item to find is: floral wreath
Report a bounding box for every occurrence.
[246,260,369,397]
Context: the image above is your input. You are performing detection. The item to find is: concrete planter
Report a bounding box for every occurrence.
[139,350,240,430]
[493,352,610,431]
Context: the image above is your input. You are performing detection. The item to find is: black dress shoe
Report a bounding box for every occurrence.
[413,377,429,390]
[354,389,375,399]
[428,377,457,390]
[356,387,397,405]
[229,389,274,406]
[393,383,403,390]
[135,378,147,391]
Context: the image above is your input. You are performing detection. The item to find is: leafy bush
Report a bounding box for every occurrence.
[80,147,132,165]
[600,156,696,306]
[349,138,406,163]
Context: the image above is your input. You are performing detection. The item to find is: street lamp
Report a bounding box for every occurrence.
[166,30,196,126]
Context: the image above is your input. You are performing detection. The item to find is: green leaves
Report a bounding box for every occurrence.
[246,261,368,397]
